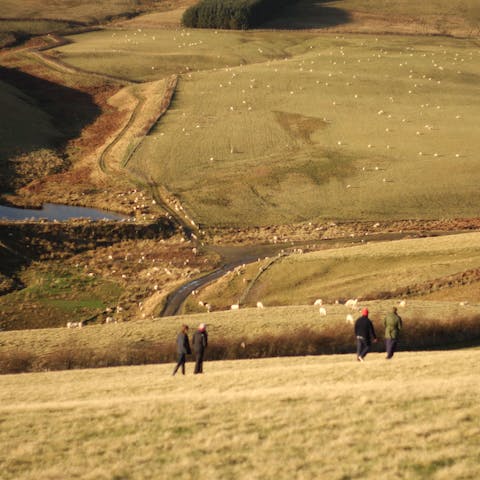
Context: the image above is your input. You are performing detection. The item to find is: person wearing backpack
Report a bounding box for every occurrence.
[384,307,403,359]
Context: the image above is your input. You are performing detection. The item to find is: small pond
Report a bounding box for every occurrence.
[0,203,128,221]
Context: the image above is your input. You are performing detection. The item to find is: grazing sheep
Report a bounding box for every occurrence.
[105,317,116,324]
[346,314,354,324]
[314,299,323,306]
[398,299,407,308]
[256,301,264,309]
[319,307,327,316]
[345,298,358,309]
[67,321,83,328]
[231,304,240,310]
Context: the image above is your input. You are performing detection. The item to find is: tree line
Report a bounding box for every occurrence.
[182,0,293,30]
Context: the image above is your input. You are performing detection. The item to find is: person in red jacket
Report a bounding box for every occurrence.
[354,308,377,362]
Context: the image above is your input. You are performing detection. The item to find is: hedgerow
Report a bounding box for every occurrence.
[1,315,480,374]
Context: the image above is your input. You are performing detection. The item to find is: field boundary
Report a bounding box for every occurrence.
[122,74,178,167]
[26,33,137,84]
[239,253,287,305]
[1,313,480,374]
[364,267,480,301]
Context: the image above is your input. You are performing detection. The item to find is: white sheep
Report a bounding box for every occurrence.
[346,314,354,324]
[398,299,407,308]
[319,307,327,316]
[314,299,323,306]
[67,321,83,328]
[256,302,264,309]
[230,304,240,310]
[345,298,358,309]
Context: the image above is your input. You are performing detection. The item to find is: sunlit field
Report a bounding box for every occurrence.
[1,349,479,479]
[184,232,480,311]
[55,30,480,227]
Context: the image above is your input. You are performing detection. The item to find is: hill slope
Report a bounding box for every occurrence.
[56,30,480,226]
[1,349,479,479]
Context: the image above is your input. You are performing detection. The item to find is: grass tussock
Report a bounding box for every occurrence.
[2,314,480,374]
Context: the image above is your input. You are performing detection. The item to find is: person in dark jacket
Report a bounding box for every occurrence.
[192,323,208,374]
[172,324,191,375]
[354,308,377,362]
[384,307,403,359]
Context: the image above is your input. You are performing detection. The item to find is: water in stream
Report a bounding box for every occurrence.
[0,203,127,221]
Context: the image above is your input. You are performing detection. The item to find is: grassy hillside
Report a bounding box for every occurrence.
[1,349,479,479]
[267,0,480,36]
[0,80,61,160]
[0,79,64,191]
[1,296,480,372]
[55,28,307,81]
[0,0,163,47]
[56,30,480,226]
[0,0,159,23]
[186,232,480,310]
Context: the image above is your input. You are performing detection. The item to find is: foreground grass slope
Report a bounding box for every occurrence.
[1,349,479,479]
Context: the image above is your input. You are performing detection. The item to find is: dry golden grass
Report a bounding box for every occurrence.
[186,232,480,310]
[1,298,479,365]
[1,349,479,479]
[1,0,157,23]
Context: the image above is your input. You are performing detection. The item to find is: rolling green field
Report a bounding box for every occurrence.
[55,29,480,227]
[1,349,479,479]
[185,231,480,311]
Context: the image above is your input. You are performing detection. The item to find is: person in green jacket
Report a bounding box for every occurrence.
[384,307,402,359]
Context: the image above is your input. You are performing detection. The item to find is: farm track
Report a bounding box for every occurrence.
[97,90,146,174]
[25,34,138,85]
[122,74,178,168]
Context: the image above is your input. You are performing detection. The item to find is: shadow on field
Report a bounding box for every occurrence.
[0,65,101,191]
[261,0,352,30]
